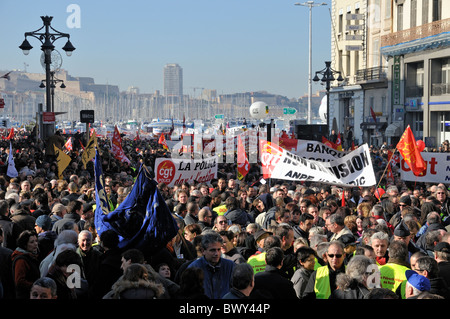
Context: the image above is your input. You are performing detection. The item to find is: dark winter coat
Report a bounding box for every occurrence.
[250,265,297,299]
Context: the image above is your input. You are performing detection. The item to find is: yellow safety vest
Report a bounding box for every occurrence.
[398,279,407,299]
[247,252,267,274]
[314,266,332,299]
[379,263,410,292]
[314,257,321,271]
[213,204,227,216]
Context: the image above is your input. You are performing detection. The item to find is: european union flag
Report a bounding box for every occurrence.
[94,150,179,254]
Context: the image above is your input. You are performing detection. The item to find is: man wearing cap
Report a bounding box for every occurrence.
[393,220,422,262]
[247,230,273,274]
[405,269,431,299]
[35,215,57,262]
[78,203,94,232]
[433,241,450,287]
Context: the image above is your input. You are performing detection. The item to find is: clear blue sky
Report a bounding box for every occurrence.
[1,0,332,99]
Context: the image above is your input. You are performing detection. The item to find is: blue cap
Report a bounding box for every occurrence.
[405,270,431,291]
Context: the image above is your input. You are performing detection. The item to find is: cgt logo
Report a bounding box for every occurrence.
[157,160,176,184]
[401,157,437,176]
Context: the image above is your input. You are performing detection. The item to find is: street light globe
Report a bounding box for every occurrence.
[249,101,269,120]
[318,95,327,123]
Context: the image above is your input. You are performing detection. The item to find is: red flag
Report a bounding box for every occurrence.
[322,136,337,150]
[237,135,249,180]
[341,190,345,207]
[6,128,14,140]
[387,162,394,180]
[158,134,169,151]
[111,126,131,164]
[387,150,400,166]
[64,137,73,152]
[351,141,357,151]
[396,125,426,176]
[370,107,377,123]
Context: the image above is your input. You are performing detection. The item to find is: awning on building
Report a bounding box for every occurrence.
[385,122,403,137]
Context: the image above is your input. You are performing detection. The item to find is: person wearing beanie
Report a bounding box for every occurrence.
[35,215,57,262]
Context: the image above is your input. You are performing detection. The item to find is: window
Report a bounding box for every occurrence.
[432,0,442,22]
[385,0,391,19]
[423,0,429,24]
[373,38,380,67]
[397,4,403,31]
[411,0,417,28]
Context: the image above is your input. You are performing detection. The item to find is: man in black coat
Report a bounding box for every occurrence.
[0,199,22,250]
[250,247,297,299]
[92,229,124,299]
[433,241,450,288]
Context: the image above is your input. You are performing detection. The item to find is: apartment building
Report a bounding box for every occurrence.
[381,0,450,148]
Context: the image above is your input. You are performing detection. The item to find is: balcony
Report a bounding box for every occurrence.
[381,18,450,47]
[432,83,450,96]
[355,67,388,83]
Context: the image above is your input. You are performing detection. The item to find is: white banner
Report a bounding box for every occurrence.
[260,141,376,187]
[279,138,348,162]
[154,156,218,187]
[400,152,450,184]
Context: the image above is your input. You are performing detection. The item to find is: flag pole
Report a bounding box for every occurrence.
[375,147,398,199]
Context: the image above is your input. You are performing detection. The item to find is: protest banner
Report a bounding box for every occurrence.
[400,152,450,184]
[154,156,218,187]
[279,138,348,162]
[260,140,376,187]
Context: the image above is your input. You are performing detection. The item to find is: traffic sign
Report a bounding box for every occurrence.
[214,114,224,119]
[42,112,55,124]
[283,108,297,115]
[80,110,95,123]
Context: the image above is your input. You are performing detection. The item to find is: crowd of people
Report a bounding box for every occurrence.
[0,128,450,301]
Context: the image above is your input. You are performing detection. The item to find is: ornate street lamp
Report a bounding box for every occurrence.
[313,61,344,135]
[19,16,75,139]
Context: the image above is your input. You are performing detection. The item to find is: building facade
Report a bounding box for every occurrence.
[381,0,450,148]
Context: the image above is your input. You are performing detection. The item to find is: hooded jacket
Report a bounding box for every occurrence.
[103,277,165,299]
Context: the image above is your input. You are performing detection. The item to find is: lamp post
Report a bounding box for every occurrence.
[295,1,327,125]
[19,16,75,140]
[313,61,343,135]
[39,71,66,114]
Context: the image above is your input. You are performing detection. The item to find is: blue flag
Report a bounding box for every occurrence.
[94,150,179,253]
